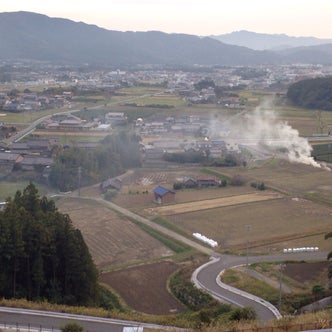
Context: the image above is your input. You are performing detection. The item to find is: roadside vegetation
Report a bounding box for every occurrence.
[220,260,332,315]
[132,219,191,254]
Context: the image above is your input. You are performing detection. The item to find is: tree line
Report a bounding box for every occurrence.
[49,131,142,191]
[0,183,99,305]
[287,76,332,111]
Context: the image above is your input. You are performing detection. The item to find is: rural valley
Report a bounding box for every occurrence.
[0,11,332,331]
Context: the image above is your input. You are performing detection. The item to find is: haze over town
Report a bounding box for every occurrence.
[2,0,332,38]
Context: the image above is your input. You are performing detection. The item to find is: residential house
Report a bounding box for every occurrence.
[0,152,24,171]
[18,156,53,172]
[196,175,220,187]
[47,115,96,131]
[182,177,198,188]
[10,137,60,157]
[105,112,127,126]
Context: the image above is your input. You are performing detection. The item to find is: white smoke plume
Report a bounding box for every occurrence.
[212,103,324,169]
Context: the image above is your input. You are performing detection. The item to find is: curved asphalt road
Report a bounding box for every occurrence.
[193,251,327,322]
[0,306,178,332]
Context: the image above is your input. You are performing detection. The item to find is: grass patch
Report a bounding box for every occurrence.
[199,168,230,181]
[0,181,48,201]
[303,192,332,206]
[132,220,191,254]
[152,216,188,237]
[221,262,331,315]
[221,269,279,304]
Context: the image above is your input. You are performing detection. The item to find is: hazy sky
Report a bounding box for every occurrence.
[2,0,332,38]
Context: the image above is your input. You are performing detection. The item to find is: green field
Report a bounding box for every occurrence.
[0,181,48,201]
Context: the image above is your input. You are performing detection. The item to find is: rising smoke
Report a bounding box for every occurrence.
[212,103,324,169]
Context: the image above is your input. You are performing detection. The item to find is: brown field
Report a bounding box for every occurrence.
[109,165,332,253]
[147,192,282,215]
[211,159,332,197]
[284,261,330,284]
[100,261,185,315]
[56,197,173,269]
[162,196,332,252]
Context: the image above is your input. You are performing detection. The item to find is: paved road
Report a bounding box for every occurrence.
[192,251,327,322]
[0,306,177,332]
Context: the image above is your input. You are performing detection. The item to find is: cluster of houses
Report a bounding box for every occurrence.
[0,91,73,112]
[0,137,58,173]
[136,114,209,136]
[42,112,127,132]
[0,136,101,175]
[136,114,239,168]
[100,174,221,206]
[152,175,221,204]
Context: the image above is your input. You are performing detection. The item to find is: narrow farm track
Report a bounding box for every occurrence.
[89,196,216,256]
[69,195,328,322]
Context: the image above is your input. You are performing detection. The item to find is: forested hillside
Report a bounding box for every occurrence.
[0,183,98,305]
[287,76,332,110]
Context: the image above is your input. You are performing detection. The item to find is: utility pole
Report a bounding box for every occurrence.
[245,224,251,267]
[278,263,286,313]
[78,166,81,197]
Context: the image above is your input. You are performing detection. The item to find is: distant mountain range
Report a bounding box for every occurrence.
[210,30,332,50]
[1,11,332,67]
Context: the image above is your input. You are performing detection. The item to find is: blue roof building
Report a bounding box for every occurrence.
[153,185,175,204]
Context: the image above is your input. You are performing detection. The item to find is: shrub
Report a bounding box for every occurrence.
[60,322,83,332]
[229,307,257,321]
[230,175,246,186]
[104,189,118,201]
[220,179,227,187]
[173,182,184,190]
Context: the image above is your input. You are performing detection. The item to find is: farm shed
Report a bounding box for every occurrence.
[100,177,122,192]
[153,185,175,204]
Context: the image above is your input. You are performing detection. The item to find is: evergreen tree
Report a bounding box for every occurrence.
[0,182,98,305]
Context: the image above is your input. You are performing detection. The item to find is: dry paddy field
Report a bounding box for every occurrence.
[53,161,332,314]
[162,196,332,252]
[56,197,173,269]
[147,192,282,215]
[212,159,332,197]
[111,165,332,253]
[100,261,185,315]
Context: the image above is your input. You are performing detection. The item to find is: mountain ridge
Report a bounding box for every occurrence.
[1,12,332,67]
[210,30,332,51]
